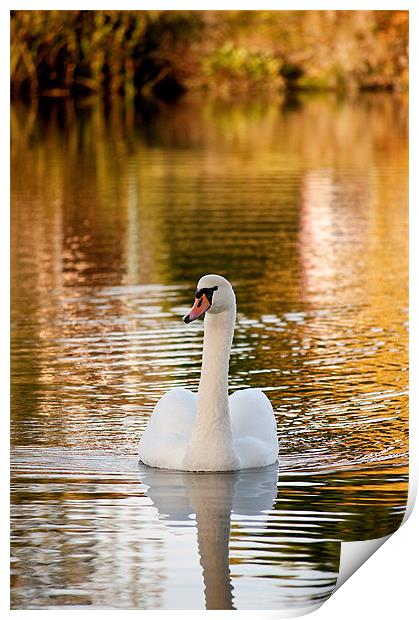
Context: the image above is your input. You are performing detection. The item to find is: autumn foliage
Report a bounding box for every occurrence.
[10,10,408,100]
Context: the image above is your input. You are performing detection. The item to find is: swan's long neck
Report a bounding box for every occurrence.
[183,306,239,471]
[199,310,235,421]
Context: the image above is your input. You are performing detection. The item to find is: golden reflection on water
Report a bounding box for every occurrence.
[11,94,408,609]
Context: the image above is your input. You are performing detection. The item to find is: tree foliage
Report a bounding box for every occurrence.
[10,10,408,99]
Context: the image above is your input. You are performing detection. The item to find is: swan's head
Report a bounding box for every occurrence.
[183,274,235,323]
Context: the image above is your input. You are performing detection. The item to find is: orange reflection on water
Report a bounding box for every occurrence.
[11,93,408,610]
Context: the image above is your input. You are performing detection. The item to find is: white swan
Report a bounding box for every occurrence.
[138,274,278,471]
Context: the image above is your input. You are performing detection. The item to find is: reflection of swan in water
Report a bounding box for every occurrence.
[138,462,278,610]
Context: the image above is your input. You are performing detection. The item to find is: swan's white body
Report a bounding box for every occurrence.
[138,274,278,471]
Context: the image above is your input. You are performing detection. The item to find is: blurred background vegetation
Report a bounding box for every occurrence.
[11,10,408,101]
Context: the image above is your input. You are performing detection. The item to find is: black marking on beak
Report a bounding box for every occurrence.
[184,285,218,324]
[195,286,218,301]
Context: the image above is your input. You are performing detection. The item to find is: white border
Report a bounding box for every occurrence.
[3,2,415,10]
[1,2,11,617]
[3,2,417,618]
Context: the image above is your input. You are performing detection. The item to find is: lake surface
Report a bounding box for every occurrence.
[11,93,408,610]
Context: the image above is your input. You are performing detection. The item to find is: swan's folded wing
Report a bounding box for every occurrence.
[138,388,197,469]
[229,388,278,468]
[145,387,197,436]
[229,388,277,444]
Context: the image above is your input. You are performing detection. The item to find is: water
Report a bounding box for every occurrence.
[11,94,408,610]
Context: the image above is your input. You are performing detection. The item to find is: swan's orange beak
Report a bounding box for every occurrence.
[183,294,211,323]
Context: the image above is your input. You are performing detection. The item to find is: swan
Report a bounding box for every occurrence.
[138,274,278,471]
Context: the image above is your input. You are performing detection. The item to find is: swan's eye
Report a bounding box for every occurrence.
[207,286,218,301]
[195,286,218,301]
